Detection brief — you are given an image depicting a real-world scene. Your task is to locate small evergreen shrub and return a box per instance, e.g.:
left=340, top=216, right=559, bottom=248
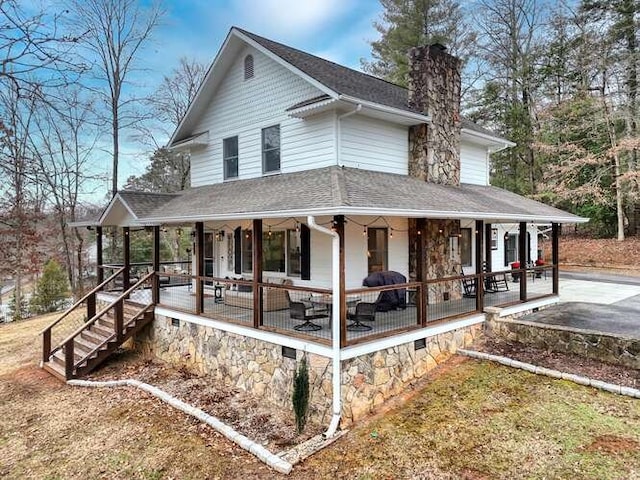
left=292, top=355, right=310, bottom=434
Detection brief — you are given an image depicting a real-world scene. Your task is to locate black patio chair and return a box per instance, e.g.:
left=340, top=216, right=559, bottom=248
left=346, top=302, right=376, bottom=331
left=290, top=301, right=328, bottom=332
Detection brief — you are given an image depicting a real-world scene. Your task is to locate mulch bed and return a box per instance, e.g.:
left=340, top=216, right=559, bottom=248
left=473, top=337, right=640, bottom=390
left=87, top=350, right=323, bottom=452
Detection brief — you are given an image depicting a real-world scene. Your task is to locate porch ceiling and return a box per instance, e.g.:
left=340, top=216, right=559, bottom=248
left=126, top=166, right=587, bottom=225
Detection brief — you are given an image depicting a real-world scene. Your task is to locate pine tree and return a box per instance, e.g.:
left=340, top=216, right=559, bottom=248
left=31, top=258, right=70, bottom=314
left=8, top=290, right=30, bottom=322
left=362, top=0, right=476, bottom=88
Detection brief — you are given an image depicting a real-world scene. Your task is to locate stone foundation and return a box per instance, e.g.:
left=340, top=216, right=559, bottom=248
left=135, top=314, right=334, bottom=424
left=340, top=323, right=482, bottom=423
left=487, top=317, right=640, bottom=370
left=135, top=314, right=482, bottom=427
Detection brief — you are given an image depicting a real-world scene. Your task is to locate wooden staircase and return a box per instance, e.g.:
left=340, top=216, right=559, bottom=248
left=42, top=271, right=156, bottom=381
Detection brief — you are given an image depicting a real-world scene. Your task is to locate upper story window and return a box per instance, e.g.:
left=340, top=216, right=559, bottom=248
left=244, top=54, right=254, bottom=80
left=262, top=125, right=280, bottom=173
left=223, top=136, right=238, bottom=180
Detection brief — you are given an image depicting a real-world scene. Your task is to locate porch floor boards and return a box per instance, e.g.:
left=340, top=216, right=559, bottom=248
left=104, top=276, right=553, bottom=344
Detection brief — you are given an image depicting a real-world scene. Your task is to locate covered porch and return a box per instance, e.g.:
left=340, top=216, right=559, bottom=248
left=93, top=215, right=559, bottom=349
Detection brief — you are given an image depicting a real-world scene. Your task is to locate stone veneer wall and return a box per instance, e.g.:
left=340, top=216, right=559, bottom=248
left=340, top=323, right=482, bottom=423
left=407, top=44, right=461, bottom=186
left=134, top=314, right=483, bottom=426
left=134, top=314, right=334, bottom=424
left=486, top=317, right=640, bottom=370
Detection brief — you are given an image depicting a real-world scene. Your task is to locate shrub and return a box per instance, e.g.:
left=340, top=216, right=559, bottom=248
left=292, top=355, right=310, bottom=434
left=31, top=258, right=70, bottom=314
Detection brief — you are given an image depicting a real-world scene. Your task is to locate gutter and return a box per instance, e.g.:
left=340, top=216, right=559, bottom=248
left=336, top=104, right=362, bottom=166
left=306, top=215, right=341, bottom=438
left=338, top=94, right=431, bottom=124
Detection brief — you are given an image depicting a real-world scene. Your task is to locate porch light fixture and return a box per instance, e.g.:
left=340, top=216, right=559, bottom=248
left=389, top=229, right=393, bottom=239
left=176, top=227, right=183, bottom=236
left=295, top=221, right=300, bottom=234
left=362, top=226, right=367, bottom=236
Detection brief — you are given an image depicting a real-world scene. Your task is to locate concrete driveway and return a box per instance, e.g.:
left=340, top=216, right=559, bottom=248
left=523, top=271, right=640, bottom=338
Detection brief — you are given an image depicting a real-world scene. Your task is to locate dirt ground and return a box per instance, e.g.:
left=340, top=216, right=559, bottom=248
left=89, top=350, right=324, bottom=452
left=2, top=313, right=640, bottom=479
left=474, top=337, right=640, bottom=389
left=550, top=236, right=640, bottom=276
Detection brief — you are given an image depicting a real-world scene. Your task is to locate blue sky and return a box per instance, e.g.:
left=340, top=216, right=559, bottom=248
left=112, top=0, right=384, bottom=187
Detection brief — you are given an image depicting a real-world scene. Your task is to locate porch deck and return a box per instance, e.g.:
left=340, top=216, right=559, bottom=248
left=110, top=274, right=554, bottom=345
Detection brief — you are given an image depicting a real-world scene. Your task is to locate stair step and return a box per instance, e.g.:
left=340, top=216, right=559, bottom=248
left=52, top=348, right=83, bottom=365
left=80, top=328, right=110, bottom=345
left=74, top=335, right=102, bottom=354
left=43, top=361, right=67, bottom=381
left=96, top=316, right=115, bottom=329
left=91, top=322, right=113, bottom=337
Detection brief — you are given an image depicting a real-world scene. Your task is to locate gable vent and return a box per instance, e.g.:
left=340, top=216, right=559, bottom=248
left=244, top=54, right=254, bottom=80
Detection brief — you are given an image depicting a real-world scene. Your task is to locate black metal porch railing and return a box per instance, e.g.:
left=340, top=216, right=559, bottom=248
left=94, top=264, right=558, bottom=347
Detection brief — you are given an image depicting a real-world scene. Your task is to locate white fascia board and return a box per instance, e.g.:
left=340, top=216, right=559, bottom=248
left=168, top=131, right=209, bottom=152
left=154, top=306, right=333, bottom=357
left=462, top=128, right=516, bottom=151
left=144, top=206, right=588, bottom=225
left=98, top=193, right=140, bottom=226
left=338, top=94, right=430, bottom=125
left=168, top=30, right=235, bottom=146
left=233, top=29, right=339, bottom=100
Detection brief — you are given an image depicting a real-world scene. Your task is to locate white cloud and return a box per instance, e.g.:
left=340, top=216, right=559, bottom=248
left=231, top=0, right=356, bottom=40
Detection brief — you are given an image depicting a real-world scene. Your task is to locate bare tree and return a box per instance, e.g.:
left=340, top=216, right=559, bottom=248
left=29, top=87, right=104, bottom=293
left=0, top=0, right=81, bottom=96
left=66, top=0, right=163, bottom=196
left=0, top=84, right=44, bottom=314
left=131, top=57, right=207, bottom=191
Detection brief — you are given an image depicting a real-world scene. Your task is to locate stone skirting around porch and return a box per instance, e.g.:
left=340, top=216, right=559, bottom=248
left=134, top=311, right=483, bottom=426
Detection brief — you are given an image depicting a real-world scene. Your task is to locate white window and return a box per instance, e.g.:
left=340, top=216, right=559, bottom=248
left=262, top=125, right=280, bottom=173
left=223, top=136, right=238, bottom=180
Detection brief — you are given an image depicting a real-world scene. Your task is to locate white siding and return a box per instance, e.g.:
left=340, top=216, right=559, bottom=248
left=344, top=216, right=409, bottom=288
left=189, top=47, right=336, bottom=186
left=489, top=224, right=540, bottom=272
left=460, top=142, right=489, bottom=185
left=203, top=216, right=408, bottom=289
left=340, top=116, right=408, bottom=174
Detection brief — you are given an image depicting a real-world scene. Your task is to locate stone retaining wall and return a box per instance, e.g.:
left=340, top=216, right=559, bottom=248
left=486, top=318, right=640, bottom=369
left=135, top=314, right=482, bottom=426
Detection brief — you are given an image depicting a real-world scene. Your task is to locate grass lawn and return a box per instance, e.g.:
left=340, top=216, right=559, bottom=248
left=1, top=315, right=639, bottom=479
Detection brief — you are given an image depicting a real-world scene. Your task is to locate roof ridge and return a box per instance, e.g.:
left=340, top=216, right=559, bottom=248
left=330, top=166, right=349, bottom=208
left=120, top=190, right=182, bottom=196
left=233, top=26, right=409, bottom=94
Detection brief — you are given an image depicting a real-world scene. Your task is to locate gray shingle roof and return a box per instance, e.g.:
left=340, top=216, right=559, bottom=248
left=238, top=28, right=505, bottom=140
left=238, top=28, right=411, bottom=113
left=117, top=191, right=180, bottom=219
left=139, top=167, right=584, bottom=223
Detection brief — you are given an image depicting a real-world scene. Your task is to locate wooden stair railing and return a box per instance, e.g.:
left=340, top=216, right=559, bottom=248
left=42, top=266, right=126, bottom=363
left=41, top=271, right=155, bottom=381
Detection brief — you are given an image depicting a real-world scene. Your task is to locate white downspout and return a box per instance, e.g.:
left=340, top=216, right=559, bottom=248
left=307, top=215, right=341, bottom=437
left=336, top=104, right=362, bottom=166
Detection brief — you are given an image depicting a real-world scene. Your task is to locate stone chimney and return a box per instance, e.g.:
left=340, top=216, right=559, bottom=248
left=407, top=44, right=461, bottom=186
